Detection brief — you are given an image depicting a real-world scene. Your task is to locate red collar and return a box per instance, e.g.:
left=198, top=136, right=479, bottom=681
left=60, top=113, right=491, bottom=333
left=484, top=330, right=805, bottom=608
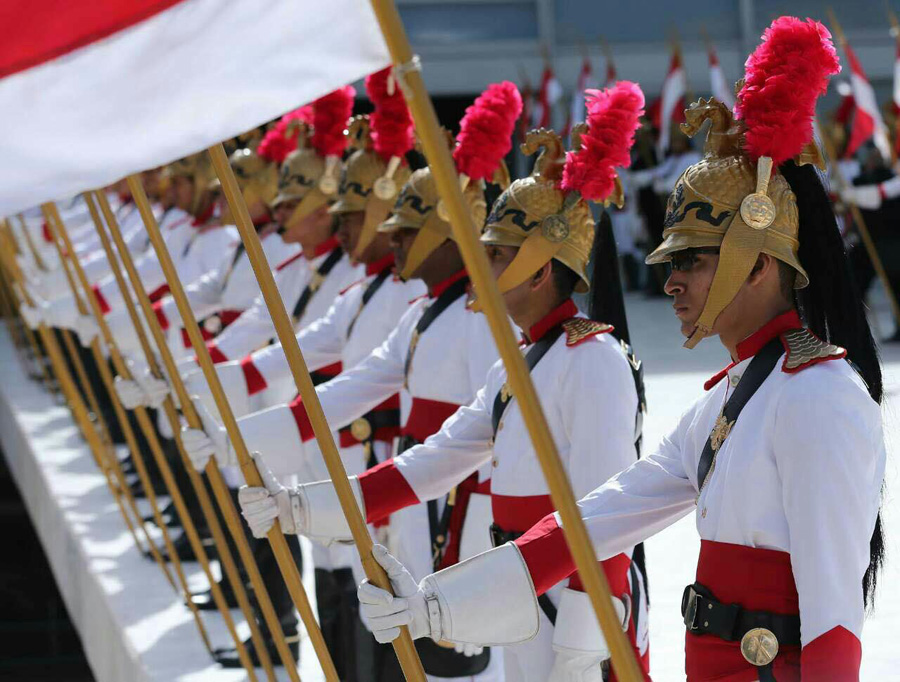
left=191, top=202, right=215, bottom=227
left=429, top=269, right=468, bottom=298
left=704, top=310, right=802, bottom=390
left=252, top=213, right=272, bottom=228
left=527, top=299, right=578, bottom=343
left=308, top=236, right=340, bottom=260
left=366, top=253, right=395, bottom=276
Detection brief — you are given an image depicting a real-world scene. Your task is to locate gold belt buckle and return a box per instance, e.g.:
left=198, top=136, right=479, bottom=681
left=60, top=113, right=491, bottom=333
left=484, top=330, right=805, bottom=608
left=350, top=417, right=372, bottom=442
left=740, top=627, right=779, bottom=666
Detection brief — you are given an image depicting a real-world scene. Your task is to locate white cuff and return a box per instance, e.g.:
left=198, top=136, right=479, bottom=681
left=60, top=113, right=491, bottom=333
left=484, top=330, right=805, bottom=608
left=294, top=477, right=364, bottom=543
left=422, top=542, right=540, bottom=646
left=551, top=588, right=627, bottom=657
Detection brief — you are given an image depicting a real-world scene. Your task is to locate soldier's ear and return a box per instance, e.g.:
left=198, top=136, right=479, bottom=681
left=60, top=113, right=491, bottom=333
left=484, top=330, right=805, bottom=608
left=531, top=260, right=553, bottom=291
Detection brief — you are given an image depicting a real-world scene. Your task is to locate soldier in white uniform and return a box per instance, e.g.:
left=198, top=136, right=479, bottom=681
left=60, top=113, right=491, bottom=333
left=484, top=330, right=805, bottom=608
left=238, top=82, right=653, bottom=681
left=182, top=82, right=526, bottom=681
left=351, top=20, right=885, bottom=682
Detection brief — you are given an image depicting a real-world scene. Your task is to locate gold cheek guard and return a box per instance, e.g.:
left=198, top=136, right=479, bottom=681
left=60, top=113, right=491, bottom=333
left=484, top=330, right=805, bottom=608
left=353, top=157, right=408, bottom=260
left=283, top=156, right=341, bottom=231
left=645, top=98, right=822, bottom=349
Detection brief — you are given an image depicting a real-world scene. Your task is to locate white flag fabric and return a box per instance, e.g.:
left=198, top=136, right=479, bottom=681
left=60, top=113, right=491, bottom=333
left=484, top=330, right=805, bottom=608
left=844, top=42, right=892, bottom=162
left=0, top=0, right=390, bottom=216
left=658, top=51, right=686, bottom=155
left=708, top=47, right=735, bottom=109
left=569, top=58, right=598, bottom=129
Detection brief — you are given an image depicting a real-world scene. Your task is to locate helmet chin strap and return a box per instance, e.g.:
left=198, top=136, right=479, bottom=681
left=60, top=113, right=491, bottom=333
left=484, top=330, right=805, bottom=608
left=469, top=232, right=563, bottom=313
left=353, top=195, right=394, bottom=260
left=284, top=187, right=328, bottom=232
left=683, top=213, right=768, bottom=349
left=399, top=213, right=451, bottom=281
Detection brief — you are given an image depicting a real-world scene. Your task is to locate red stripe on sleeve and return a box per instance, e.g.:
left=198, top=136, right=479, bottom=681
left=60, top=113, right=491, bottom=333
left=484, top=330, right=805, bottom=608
left=91, top=284, right=111, bottom=314
left=358, top=459, right=420, bottom=524
left=207, top=343, right=228, bottom=364
left=287, top=395, right=315, bottom=442
left=152, top=300, right=169, bottom=330
left=514, top=514, right=576, bottom=596
left=801, top=626, right=861, bottom=681
left=241, top=356, right=268, bottom=395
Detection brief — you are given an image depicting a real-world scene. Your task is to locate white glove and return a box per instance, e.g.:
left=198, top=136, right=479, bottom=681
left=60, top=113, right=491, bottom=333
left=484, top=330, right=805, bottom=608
left=548, top=652, right=605, bottom=682
left=18, top=301, right=43, bottom=330
left=357, top=544, right=430, bottom=644
left=179, top=400, right=234, bottom=472
left=42, top=294, right=79, bottom=330
left=73, top=314, right=100, bottom=348
left=113, top=376, right=146, bottom=409
left=840, top=184, right=881, bottom=210
left=453, top=642, right=484, bottom=657
left=237, top=453, right=299, bottom=538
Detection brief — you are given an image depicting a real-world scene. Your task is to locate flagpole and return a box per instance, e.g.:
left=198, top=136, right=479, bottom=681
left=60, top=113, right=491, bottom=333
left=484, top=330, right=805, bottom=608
left=16, top=214, right=48, bottom=272
left=1, top=221, right=56, bottom=391
left=827, top=10, right=900, bottom=329
left=200, top=146, right=379, bottom=680
left=0, top=225, right=162, bottom=567
left=367, top=1, right=645, bottom=679
left=0, top=224, right=46, bottom=382
left=83, top=193, right=279, bottom=680
left=41, top=203, right=219, bottom=655
left=886, top=3, right=900, bottom=165
left=120, top=180, right=323, bottom=682
left=54, top=198, right=268, bottom=677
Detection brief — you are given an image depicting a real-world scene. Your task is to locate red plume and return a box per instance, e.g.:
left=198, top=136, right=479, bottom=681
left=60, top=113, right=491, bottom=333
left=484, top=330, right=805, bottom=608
left=311, top=86, right=356, bottom=158
left=735, top=17, right=840, bottom=165
left=453, top=81, right=523, bottom=181
left=366, top=67, right=415, bottom=162
left=257, top=106, right=314, bottom=164
left=560, top=81, right=644, bottom=202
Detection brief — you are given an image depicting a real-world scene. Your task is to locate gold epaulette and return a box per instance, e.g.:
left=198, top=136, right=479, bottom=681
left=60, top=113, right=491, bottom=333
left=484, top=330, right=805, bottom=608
left=562, top=318, right=614, bottom=347
left=780, top=328, right=846, bottom=373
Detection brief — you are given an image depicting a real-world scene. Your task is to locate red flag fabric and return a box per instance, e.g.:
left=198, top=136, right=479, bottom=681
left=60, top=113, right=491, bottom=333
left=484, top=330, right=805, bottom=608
left=844, top=42, right=891, bottom=160
left=658, top=49, right=687, bottom=154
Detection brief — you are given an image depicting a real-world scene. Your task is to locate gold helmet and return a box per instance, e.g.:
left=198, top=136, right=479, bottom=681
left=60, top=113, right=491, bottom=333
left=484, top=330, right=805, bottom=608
left=482, top=82, right=644, bottom=297
left=379, top=81, right=523, bottom=281
left=271, top=87, right=356, bottom=230
left=162, top=153, right=216, bottom=216
left=215, top=147, right=279, bottom=225
left=331, top=68, right=417, bottom=258
left=645, top=17, right=839, bottom=348
left=378, top=166, right=490, bottom=280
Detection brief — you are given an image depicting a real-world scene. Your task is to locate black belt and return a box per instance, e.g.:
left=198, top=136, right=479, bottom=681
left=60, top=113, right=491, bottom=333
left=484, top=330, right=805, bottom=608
left=339, top=408, right=400, bottom=469
left=682, top=582, right=800, bottom=681
left=490, top=523, right=558, bottom=625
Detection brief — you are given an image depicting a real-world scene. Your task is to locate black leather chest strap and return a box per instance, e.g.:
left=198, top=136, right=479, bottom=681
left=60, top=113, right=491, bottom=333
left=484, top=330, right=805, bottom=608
left=291, top=247, right=344, bottom=321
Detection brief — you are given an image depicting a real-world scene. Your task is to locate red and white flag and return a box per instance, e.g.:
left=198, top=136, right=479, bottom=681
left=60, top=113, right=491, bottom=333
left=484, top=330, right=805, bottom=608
left=893, top=41, right=900, bottom=156
left=518, top=77, right=534, bottom=143
left=843, top=41, right=892, bottom=161
left=707, top=42, right=734, bottom=108
left=568, top=57, right=599, bottom=132
left=0, top=0, right=390, bottom=216
left=604, top=52, right=617, bottom=88
left=658, top=49, right=687, bottom=154
left=532, top=65, right=563, bottom=129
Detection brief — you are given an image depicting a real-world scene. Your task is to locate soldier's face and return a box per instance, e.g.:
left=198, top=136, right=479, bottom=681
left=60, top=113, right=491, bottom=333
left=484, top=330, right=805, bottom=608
left=173, top=177, right=194, bottom=212
left=335, top=211, right=365, bottom=254
left=389, top=228, right=418, bottom=273
left=664, top=248, right=720, bottom=338
left=273, top=200, right=300, bottom=227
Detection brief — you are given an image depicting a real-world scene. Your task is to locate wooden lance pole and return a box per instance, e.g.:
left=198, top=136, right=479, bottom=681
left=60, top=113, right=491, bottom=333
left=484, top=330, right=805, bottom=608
left=2, top=220, right=56, bottom=391
left=368, top=1, right=645, bottom=679
left=205, top=143, right=427, bottom=681
left=0, top=226, right=160, bottom=564
left=16, top=214, right=48, bottom=271
left=119, top=180, right=312, bottom=682
left=826, top=9, right=900, bottom=330
left=53, top=198, right=265, bottom=668
left=41, top=205, right=207, bottom=625
left=85, top=191, right=278, bottom=680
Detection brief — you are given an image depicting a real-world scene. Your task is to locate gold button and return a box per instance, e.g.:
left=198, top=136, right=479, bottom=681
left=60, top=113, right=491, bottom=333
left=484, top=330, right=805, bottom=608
left=701, top=507, right=707, bottom=518
left=492, top=459, right=498, bottom=468
left=730, top=374, right=741, bottom=387
left=497, top=421, right=504, bottom=432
